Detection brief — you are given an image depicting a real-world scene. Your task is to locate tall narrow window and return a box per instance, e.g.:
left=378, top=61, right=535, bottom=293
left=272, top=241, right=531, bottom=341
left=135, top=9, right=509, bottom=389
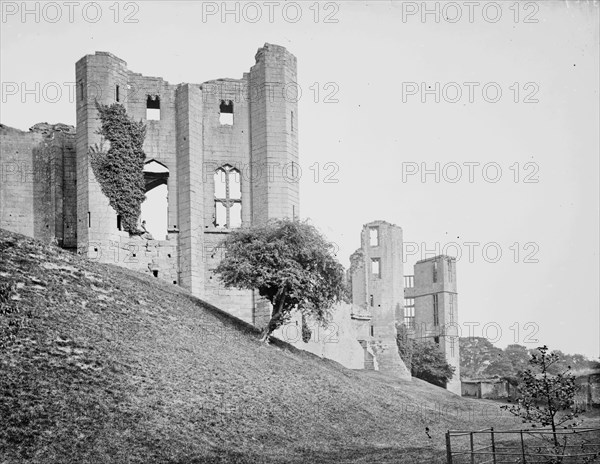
left=369, top=294, right=374, bottom=307
left=404, top=298, right=415, bottom=329
left=146, top=95, right=160, bottom=120
left=141, top=160, right=169, bottom=240
left=115, top=85, right=120, bottom=102
left=371, top=258, right=381, bottom=277
left=219, top=100, right=233, bottom=125
left=291, top=110, right=294, bottom=132
left=448, top=259, right=453, bottom=282
left=370, top=326, right=374, bottom=337
left=433, top=260, right=438, bottom=283
left=214, top=164, right=242, bottom=228
left=433, top=294, right=439, bottom=326
left=449, top=294, right=454, bottom=323
left=79, top=82, right=84, bottom=101
left=369, top=227, right=379, bottom=246
left=117, top=215, right=122, bottom=231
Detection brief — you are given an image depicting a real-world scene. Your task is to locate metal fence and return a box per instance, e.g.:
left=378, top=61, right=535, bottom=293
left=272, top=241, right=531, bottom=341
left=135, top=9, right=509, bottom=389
left=445, top=427, right=600, bottom=464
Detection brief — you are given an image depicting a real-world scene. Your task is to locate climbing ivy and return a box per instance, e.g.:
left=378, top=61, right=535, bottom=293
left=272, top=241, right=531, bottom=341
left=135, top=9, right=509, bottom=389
left=89, top=102, right=146, bottom=234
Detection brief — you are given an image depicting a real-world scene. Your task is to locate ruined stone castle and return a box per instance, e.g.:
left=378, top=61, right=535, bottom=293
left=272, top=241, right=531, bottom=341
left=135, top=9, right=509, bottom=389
left=0, top=43, right=459, bottom=393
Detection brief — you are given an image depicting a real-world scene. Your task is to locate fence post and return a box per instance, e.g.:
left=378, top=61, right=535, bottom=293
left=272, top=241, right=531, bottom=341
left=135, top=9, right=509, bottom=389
left=520, top=430, right=526, bottom=463
left=470, top=432, right=475, bottom=464
left=491, top=427, right=497, bottom=464
left=445, top=431, right=453, bottom=464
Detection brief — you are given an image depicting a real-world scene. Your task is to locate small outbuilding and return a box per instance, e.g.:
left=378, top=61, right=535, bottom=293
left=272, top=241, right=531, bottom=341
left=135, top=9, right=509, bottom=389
left=461, top=378, right=510, bottom=399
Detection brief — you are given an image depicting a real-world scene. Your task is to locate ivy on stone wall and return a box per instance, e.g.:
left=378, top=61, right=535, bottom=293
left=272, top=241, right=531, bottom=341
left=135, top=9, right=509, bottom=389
left=89, top=102, right=146, bottom=235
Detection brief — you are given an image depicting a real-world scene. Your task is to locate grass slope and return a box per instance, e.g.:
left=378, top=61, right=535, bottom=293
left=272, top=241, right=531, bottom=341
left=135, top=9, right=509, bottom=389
left=0, top=229, right=520, bottom=464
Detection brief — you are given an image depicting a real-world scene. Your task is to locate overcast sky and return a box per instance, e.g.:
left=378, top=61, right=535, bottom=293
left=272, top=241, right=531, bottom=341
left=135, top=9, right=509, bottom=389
left=1, top=1, right=598, bottom=359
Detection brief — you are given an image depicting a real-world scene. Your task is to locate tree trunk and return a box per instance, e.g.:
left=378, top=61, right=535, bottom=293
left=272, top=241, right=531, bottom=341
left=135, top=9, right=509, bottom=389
left=260, top=288, right=286, bottom=343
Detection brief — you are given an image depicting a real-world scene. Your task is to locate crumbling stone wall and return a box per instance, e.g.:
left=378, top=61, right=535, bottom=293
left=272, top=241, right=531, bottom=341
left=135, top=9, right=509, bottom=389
left=0, top=125, right=41, bottom=236
left=0, top=123, right=76, bottom=249
left=75, top=44, right=299, bottom=323
left=350, top=221, right=411, bottom=379
left=1, top=44, right=301, bottom=333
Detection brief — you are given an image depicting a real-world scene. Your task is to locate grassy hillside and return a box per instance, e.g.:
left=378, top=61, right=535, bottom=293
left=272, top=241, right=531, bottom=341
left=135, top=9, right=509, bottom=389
left=0, top=229, right=520, bottom=464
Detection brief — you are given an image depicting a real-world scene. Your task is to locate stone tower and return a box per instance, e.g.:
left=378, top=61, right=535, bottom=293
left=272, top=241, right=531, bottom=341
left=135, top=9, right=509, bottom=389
left=74, top=44, right=299, bottom=324
left=405, top=256, right=461, bottom=394
left=350, top=221, right=411, bottom=379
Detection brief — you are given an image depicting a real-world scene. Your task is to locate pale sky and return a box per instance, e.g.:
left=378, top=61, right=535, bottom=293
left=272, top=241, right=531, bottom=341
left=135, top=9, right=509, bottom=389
left=1, top=1, right=598, bottom=359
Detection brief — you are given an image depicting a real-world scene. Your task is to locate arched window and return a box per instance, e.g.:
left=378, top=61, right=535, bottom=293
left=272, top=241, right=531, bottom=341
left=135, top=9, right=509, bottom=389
left=141, top=160, right=169, bottom=239
left=214, top=164, right=241, bottom=229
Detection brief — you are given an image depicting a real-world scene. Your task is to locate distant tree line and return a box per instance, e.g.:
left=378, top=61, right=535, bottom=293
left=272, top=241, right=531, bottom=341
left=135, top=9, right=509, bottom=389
left=460, top=337, right=599, bottom=382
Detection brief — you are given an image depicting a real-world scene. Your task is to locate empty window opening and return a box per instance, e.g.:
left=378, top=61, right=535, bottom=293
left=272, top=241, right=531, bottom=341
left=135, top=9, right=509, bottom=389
left=115, top=85, right=120, bottom=102
left=152, top=270, right=158, bottom=277
left=219, top=100, right=234, bottom=125
left=371, top=258, right=381, bottom=277
left=434, top=336, right=440, bottom=345
left=369, top=294, right=374, bottom=307
left=369, top=227, right=379, bottom=246
left=213, top=164, right=242, bottom=229
left=404, top=298, right=415, bottom=329
left=229, top=202, right=242, bottom=228
left=433, top=260, right=438, bottom=283
left=229, top=168, right=241, bottom=199
left=88, top=212, right=91, bottom=228
left=173, top=281, right=177, bottom=284
left=433, top=294, right=439, bottom=326
left=370, top=326, right=374, bottom=337
left=80, top=82, right=84, bottom=101
left=146, top=95, right=161, bottom=120
left=215, top=202, right=227, bottom=228
left=141, top=160, right=169, bottom=240
left=117, top=215, right=122, bottom=231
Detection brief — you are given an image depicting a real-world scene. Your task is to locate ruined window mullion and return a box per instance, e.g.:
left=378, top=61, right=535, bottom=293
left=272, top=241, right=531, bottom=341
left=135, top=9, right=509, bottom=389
left=225, top=170, right=230, bottom=228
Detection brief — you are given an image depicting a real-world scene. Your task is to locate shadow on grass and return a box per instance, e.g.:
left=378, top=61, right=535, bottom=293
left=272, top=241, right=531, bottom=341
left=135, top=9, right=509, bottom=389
left=164, top=446, right=447, bottom=464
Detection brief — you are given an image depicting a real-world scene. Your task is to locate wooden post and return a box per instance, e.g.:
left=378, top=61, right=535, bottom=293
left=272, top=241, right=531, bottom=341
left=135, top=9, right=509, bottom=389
left=520, top=430, right=527, bottom=463
left=491, top=427, right=497, bottom=464
left=470, top=432, right=475, bottom=464
left=445, top=431, right=453, bottom=464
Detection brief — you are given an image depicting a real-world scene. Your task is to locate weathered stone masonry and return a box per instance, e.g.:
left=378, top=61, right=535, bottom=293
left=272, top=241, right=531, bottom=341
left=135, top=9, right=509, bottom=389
left=0, top=123, right=77, bottom=250
left=349, top=220, right=461, bottom=392
left=1, top=43, right=299, bottom=324
left=75, top=44, right=299, bottom=324
left=1, top=45, right=459, bottom=388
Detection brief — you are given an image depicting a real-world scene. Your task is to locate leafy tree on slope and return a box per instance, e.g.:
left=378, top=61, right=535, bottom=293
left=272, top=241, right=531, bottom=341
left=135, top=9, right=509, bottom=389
left=214, top=219, right=346, bottom=343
